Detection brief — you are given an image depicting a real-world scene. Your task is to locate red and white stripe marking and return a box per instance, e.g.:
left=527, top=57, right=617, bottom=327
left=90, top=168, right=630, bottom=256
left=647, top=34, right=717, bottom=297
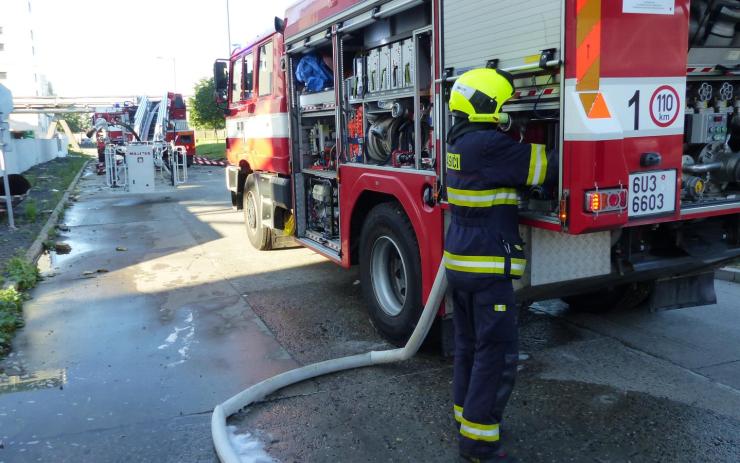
left=513, top=87, right=557, bottom=99
left=687, top=67, right=716, bottom=74
left=193, top=156, right=227, bottom=167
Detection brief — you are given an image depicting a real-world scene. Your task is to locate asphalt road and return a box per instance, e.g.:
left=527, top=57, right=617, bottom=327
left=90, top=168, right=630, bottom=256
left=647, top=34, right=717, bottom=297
left=0, top=166, right=739, bottom=462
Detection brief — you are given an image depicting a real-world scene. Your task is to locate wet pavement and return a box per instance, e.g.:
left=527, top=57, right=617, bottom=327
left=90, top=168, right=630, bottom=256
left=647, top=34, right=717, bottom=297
left=1, top=166, right=739, bottom=462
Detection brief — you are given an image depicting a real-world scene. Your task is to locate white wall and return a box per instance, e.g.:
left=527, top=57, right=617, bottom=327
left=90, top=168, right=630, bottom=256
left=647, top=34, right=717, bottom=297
left=3, top=136, right=68, bottom=175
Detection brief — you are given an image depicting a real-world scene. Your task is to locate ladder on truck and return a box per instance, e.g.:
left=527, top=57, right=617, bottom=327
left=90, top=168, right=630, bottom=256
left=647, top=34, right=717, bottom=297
left=153, top=92, right=169, bottom=142
left=132, top=96, right=150, bottom=140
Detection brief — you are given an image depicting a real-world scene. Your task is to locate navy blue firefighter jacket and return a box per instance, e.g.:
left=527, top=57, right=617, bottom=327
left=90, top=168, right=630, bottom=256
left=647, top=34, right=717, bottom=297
left=444, top=122, right=558, bottom=291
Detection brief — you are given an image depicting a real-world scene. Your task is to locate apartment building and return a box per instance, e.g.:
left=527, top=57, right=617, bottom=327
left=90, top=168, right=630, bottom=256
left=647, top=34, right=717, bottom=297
left=0, top=0, right=52, bottom=136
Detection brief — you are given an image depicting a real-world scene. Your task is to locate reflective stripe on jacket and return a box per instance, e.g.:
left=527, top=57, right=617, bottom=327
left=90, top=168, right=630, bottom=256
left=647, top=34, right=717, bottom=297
left=444, top=128, right=548, bottom=284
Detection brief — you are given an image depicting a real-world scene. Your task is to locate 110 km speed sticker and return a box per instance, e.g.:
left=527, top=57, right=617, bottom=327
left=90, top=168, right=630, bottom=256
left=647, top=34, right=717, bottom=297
left=564, top=78, right=686, bottom=140
left=649, top=85, right=680, bottom=127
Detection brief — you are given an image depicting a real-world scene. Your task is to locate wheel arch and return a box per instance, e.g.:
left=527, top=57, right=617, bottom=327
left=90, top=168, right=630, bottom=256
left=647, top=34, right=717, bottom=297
left=233, top=159, right=252, bottom=210
left=349, top=191, right=398, bottom=265
left=245, top=170, right=292, bottom=231
left=341, top=170, right=444, bottom=307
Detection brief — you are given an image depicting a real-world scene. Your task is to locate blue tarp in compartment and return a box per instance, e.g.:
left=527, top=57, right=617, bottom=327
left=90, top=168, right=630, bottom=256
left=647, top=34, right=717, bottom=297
left=295, top=54, right=334, bottom=92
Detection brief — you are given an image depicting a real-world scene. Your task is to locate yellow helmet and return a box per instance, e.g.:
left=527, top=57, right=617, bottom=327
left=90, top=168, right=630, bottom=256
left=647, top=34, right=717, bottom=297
left=449, top=68, right=515, bottom=123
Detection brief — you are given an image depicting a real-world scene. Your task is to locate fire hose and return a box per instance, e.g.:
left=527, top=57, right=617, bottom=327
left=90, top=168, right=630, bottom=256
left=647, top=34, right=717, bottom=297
left=211, top=261, right=448, bottom=463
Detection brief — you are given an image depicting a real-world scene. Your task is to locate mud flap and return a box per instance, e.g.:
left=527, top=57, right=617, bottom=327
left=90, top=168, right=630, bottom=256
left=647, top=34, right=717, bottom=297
left=646, top=272, right=716, bottom=312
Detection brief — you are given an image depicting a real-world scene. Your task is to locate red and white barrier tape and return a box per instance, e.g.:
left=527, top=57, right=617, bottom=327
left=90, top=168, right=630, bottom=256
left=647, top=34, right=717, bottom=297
left=193, top=156, right=227, bottom=167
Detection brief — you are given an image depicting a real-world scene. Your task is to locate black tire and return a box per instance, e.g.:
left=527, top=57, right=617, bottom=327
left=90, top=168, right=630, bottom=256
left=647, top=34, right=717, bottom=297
left=359, top=202, right=422, bottom=345
left=563, top=281, right=654, bottom=313
left=243, top=182, right=272, bottom=251
left=186, top=156, right=193, bottom=167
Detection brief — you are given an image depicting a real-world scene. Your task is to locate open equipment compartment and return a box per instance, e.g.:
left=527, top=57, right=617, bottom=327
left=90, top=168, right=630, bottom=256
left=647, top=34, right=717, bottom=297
left=338, top=3, right=435, bottom=170
left=287, top=27, right=343, bottom=255
left=682, top=0, right=740, bottom=212
left=287, top=1, right=436, bottom=258
left=440, top=0, right=563, bottom=226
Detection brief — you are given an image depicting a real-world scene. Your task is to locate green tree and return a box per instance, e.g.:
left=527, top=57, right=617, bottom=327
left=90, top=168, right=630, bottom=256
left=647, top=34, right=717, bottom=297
left=189, top=78, right=225, bottom=130
left=58, top=112, right=89, bottom=133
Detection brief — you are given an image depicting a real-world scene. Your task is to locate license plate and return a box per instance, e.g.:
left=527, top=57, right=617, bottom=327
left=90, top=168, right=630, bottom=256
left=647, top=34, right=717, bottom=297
left=628, top=170, right=676, bottom=217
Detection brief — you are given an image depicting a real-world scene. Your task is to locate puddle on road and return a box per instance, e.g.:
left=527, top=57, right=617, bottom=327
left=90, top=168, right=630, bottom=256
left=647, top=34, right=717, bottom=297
left=0, top=369, right=67, bottom=394
left=157, top=311, right=196, bottom=367
left=37, top=233, right=99, bottom=273
left=111, top=197, right=174, bottom=208
left=519, top=302, right=583, bottom=353
left=508, top=375, right=740, bottom=462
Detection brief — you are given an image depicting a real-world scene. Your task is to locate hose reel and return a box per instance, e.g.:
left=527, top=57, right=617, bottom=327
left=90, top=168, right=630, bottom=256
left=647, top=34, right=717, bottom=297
left=365, top=113, right=430, bottom=163
left=366, top=115, right=404, bottom=162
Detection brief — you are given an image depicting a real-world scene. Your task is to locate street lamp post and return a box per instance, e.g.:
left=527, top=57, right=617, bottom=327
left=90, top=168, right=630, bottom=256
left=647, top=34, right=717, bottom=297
left=226, top=0, right=232, bottom=56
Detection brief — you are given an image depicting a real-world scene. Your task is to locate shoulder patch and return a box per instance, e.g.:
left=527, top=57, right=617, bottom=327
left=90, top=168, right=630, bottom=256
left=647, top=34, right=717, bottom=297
left=447, top=152, right=461, bottom=171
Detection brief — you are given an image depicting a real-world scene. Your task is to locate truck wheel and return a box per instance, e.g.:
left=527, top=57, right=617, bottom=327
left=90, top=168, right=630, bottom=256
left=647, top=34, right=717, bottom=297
left=563, top=281, right=654, bottom=313
left=243, top=183, right=272, bottom=250
left=360, top=203, right=422, bottom=345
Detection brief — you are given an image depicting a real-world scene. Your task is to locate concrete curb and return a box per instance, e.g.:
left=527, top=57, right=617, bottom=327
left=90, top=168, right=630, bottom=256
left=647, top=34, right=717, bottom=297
left=716, top=267, right=740, bottom=283
left=23, top=158, right=90, bottom=265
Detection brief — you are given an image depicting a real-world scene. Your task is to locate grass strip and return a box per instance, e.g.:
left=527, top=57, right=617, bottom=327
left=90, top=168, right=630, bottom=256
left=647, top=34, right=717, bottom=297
left=196, top=141, right=226, bottom=160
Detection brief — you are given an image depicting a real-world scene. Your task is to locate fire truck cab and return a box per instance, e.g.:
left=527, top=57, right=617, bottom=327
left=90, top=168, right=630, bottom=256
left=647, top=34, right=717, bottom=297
left=217, top=0, right=740, bottom=345
left=163, top=93, right=197, bottom=160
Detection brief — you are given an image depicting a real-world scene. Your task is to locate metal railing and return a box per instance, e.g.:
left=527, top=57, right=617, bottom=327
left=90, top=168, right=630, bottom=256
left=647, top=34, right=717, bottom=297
left=104, top=144, right=128, bottom=189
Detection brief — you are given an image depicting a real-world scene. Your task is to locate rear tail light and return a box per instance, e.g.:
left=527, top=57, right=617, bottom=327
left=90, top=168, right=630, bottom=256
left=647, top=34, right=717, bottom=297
left=584, top=187, right=628, bottom=214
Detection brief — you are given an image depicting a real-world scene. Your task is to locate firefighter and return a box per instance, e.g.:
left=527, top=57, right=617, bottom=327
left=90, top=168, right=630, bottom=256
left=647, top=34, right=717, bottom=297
left=445, top=68, right=557, bottom=462
left=96, top=131, right=107, bottom=175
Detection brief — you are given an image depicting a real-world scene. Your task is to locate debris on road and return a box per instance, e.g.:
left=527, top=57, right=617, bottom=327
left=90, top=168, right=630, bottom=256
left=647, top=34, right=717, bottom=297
left=53, top=242, right=72, bottom=254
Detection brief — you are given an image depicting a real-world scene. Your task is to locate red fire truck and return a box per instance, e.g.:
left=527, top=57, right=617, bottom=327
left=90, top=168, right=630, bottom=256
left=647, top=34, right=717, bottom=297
left=131, top=92, right=197, bottom=164
left=215, top=0, right=740, bottom=345
left=162, top=92, right=197, bottom=161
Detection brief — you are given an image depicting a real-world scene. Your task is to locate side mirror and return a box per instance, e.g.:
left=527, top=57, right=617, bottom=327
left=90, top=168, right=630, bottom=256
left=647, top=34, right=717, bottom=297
left=213, top=59, right=229, bottom=105
left=274, top=16, right=286, bottom=34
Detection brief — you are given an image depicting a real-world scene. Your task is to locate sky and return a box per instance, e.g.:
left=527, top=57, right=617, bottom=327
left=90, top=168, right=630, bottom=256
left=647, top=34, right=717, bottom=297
left=32, top=0, right=293, bottom=97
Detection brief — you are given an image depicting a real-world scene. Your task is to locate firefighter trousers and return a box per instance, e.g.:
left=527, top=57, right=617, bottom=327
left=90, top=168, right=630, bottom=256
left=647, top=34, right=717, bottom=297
left=452, top=279, right=518, bottom=458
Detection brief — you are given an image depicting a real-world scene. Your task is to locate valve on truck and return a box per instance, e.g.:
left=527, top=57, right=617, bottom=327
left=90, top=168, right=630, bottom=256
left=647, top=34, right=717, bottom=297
left=681, top=75, right=740, bottom=202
